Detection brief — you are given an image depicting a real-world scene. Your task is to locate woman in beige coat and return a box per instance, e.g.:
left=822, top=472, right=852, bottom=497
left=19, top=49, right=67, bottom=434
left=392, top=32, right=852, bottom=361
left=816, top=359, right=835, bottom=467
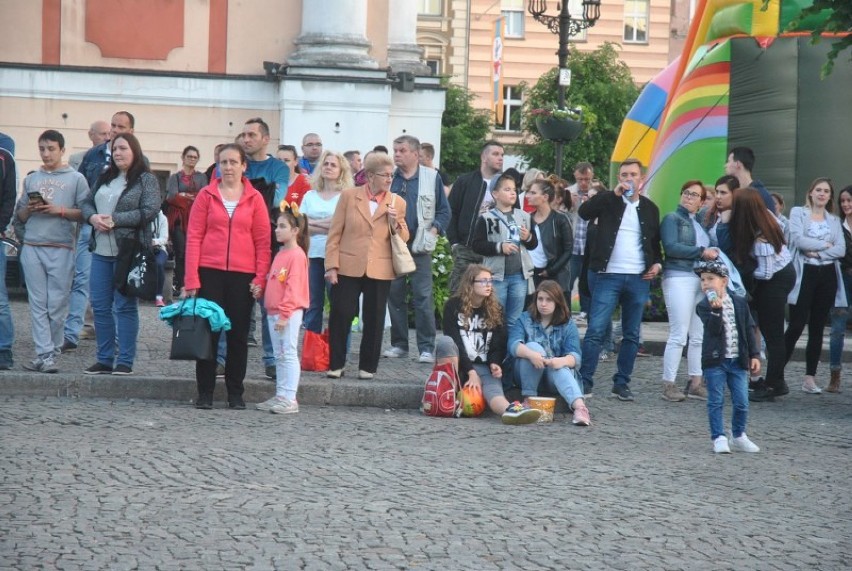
left=325, top=153, right=408, bottom=379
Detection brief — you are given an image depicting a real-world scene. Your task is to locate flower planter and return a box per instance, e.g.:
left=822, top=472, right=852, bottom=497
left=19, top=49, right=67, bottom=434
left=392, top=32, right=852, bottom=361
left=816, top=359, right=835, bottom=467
left=535, top=116, right=584, bottom=143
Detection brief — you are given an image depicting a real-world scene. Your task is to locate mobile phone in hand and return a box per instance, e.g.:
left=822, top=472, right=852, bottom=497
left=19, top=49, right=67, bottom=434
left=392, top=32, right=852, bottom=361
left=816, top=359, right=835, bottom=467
left=27, top=192, right=47, bottom=206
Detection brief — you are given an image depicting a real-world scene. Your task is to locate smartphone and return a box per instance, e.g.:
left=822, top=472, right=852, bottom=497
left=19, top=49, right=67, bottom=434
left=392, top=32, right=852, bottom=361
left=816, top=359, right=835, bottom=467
left=27, top=192, right=47, bottom=206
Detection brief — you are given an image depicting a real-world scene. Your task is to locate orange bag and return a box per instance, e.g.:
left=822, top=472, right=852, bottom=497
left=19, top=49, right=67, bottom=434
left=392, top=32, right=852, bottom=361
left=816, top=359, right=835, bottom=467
left=300, top=329, right=330, bottom=371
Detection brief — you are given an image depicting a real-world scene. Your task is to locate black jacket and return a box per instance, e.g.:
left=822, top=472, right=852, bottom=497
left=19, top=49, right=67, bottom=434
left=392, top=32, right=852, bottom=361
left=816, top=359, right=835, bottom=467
left=535, top=210, right=573, bottom=276
left=696, top=293, right=759, bottom=371
left=578, top=190, right=662, bottom=273
left=447, top=169, right=487, bottom=247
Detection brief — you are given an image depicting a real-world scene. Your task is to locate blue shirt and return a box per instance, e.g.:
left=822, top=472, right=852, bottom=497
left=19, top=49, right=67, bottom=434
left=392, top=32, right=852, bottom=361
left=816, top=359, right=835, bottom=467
left=246, top=155, right=289, bottom=205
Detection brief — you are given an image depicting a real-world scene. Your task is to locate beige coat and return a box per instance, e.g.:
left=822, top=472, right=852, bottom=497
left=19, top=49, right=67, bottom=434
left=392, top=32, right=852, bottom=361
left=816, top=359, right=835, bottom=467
left=325, top=186, right=409, bottom=280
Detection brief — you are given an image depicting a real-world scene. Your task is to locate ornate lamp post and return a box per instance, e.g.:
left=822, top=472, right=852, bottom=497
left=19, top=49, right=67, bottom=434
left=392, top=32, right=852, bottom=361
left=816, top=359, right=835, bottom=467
left=528, top=0, right=602, bottom=177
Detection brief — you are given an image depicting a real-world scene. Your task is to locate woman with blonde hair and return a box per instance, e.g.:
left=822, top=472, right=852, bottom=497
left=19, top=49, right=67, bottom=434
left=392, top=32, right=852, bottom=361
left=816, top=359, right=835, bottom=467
left=299, top=150, right=354, bottom=333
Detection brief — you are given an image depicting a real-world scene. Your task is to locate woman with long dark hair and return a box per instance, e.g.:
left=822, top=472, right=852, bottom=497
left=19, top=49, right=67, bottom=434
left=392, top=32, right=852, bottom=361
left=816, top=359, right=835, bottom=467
left=784, top=178, right=847, bottom=393
left=80, top=133, right=161, bottom=375
left=718, top=188, right=795, bottom=401
left=525, top=178, right=573, bottom=290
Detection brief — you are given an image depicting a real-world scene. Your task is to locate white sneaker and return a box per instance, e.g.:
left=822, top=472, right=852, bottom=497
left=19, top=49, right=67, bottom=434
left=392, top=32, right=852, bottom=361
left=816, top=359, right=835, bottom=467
left=270, top=398, right=299, bottom=415
left=730, top=434, right=760, bottom=453
left=382, top=346, right=408, bottom=358
left=713, top=435, right=731, bottom=454
left=255, top=396, right=287, bottom=411
left=418, top=351, right=435, bottom=364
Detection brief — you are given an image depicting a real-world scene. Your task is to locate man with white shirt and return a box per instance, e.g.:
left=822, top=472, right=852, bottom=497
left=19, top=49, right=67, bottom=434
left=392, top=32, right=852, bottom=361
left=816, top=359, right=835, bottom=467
left=577, top=158, right=662, bottom=401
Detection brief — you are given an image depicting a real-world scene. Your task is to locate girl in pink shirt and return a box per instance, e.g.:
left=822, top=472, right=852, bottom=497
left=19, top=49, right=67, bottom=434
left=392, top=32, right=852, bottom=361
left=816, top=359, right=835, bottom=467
left=257, top=204, right=310, bottom=414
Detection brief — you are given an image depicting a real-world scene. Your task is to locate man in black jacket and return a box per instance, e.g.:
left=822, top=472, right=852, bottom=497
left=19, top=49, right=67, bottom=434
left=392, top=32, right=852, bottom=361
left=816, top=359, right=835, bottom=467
left=446, top=141, right=504, bottom=292
left=577, top=158, right=662, bottom=401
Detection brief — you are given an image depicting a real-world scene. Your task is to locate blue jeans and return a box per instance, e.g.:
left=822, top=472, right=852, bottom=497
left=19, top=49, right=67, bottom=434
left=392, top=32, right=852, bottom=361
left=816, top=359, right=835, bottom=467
left=493, top=272, right=529, bottom=331
left=64, top=225, right=92, bottom=344
left=90, top=253, right=139, bottom=368
left=305, top=257, right=331, bottom=333
left=154, top=248, right=168, bottom=297
left=829, top=272, right=852, bottom=370
left=567, top=255, right=590, bottom=313
left=705, top=358, right=749, bottom=440
left=513, top=342, right=583, bottom=407
left=586, top=269, right=614, bottom=352
left=580, top=272, right=649, bottom=389
left=0, top=246, right=14, bottom=356
left=388, top=252, right=436, bottom=354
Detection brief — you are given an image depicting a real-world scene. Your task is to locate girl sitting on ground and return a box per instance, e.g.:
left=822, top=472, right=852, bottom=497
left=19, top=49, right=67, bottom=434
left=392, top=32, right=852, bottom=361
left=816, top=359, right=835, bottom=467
left=508, top=280, right=590, bottom=426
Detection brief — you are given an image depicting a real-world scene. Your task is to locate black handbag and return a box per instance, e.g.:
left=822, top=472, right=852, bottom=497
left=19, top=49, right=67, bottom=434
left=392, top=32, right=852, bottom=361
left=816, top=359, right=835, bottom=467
left=169, top=299, right=215, bottom=361
left=114, top=229, right=158, bottom=301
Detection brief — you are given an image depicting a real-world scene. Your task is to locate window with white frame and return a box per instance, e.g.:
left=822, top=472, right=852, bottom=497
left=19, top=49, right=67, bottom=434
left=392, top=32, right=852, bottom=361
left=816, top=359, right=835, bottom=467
left=502, top=0, right=524, bottom=39
left=495, top=85, right=524, bottom=132
left=624, top=0, right=649, bottom=43
left=418, top=0, right=442, bottom=16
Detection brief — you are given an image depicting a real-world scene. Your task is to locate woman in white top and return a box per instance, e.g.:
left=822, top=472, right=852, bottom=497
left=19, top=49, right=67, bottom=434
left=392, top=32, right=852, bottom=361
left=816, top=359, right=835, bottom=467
left=299, top=150, right=353, bottom=333
left=784, top=178, right=847, bottom=393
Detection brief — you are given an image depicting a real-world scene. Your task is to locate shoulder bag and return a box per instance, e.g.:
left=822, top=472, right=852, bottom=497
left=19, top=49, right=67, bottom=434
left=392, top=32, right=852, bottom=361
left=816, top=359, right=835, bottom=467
left=388, top=194, right=416, bottom=276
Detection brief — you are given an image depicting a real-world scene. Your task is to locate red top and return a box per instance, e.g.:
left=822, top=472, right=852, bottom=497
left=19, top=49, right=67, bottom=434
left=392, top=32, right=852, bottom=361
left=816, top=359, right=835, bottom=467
left=183, top=177, right=271, bottom=290
left=264, top=246, right=310, bottom=319
left=284, top=174, right=311, bottom=206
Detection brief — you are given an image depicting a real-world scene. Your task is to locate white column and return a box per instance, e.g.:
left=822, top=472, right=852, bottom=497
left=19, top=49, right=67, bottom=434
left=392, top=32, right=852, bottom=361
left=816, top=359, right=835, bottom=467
left=387, top=1, right=431, bottom=75
left=287, top=0, right=377, bottom=69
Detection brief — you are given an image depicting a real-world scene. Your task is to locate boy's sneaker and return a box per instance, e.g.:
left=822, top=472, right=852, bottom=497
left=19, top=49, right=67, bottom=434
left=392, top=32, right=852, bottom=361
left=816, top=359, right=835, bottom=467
left=730, top=434, right=760, bottom=453
left=572, top=405, right=591, bottom=426
left=255, top=396, right=288, bottom=412
left=112, top=365, right=133, bottom=376
left=84, top=362, right=113, bottom=375
left=501, top=401, right=542, bottom=425
left=24, top=357, right=58, bottom=374
left=610, top=384, right=634, bottom=401
left=382, top=346, right=408, bottom=358
left=270, top=398, right=299, bottom=415
left=418, top=351, right=435, bottom=364
left=661, top=382, right=686, bottom=402
left=23, top=358, right=44, bottom=372
left=713, top=435, right=731, bottom=454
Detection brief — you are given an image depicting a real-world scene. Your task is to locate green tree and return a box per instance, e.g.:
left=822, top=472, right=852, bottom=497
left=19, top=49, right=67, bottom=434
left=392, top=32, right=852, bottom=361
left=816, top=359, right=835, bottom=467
left=440, top=83, right=492, bottom=180
left=519, top=43, right=640, bottom=187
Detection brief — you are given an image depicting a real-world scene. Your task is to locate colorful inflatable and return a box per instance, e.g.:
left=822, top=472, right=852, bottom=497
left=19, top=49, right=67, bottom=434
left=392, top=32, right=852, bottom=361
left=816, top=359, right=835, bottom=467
left=611, top=0, right=852, bottom=215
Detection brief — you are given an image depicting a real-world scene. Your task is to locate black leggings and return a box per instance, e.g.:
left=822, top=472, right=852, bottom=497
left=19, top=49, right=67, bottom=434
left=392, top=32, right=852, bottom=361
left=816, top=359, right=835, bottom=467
left=785, top=264, right=838, bottom=376
left=751, top=263, right=795, bottom=389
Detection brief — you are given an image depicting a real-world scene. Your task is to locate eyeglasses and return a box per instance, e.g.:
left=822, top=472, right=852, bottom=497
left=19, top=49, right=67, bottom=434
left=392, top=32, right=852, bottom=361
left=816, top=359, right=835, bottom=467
left=371, top=172, right=394, bottom=180
left=474, top=279, right=494, bottom=285
left=681, top=190, right=702, bottom=199
left=303, top=143, right=322, bottom=148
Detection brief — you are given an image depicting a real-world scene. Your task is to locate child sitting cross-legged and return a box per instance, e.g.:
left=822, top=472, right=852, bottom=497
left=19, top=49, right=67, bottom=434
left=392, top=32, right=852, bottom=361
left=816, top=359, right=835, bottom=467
left=694, top=260, right=761, bottom=454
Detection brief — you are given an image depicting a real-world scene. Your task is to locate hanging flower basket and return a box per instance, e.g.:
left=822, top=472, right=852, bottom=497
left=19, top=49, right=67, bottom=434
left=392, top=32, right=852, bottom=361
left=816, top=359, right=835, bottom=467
left=535, top=116, right=584, bottom=143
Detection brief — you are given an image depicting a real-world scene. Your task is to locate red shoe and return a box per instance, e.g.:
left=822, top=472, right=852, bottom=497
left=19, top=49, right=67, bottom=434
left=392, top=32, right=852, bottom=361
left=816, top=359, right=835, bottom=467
left=155, top=297, right=165, bottom=307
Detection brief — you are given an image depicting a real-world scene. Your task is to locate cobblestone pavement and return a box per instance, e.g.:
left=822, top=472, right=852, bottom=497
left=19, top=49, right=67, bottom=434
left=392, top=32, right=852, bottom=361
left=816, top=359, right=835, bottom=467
left=1, top=385, right=849, bottom=570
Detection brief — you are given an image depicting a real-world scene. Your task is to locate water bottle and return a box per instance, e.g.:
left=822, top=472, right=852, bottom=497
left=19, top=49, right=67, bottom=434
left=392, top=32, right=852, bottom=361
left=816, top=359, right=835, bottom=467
left=705, top=290, right=718, bottom=304
left=623, top=180, right=635, bottom=198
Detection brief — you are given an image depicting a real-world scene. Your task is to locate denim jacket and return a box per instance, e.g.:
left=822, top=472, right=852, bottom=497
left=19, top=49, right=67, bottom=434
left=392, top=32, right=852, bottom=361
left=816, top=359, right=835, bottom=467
left=508, top=311, right=582, bottom=369
left=661, top=205, right=708, bottom=273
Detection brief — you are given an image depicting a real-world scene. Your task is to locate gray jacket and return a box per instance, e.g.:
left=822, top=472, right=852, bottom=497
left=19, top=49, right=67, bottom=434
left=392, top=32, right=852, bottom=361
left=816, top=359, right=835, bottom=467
left=17, top=166, right=90, bottom=248
left=80, top=171, right=161, bottom=251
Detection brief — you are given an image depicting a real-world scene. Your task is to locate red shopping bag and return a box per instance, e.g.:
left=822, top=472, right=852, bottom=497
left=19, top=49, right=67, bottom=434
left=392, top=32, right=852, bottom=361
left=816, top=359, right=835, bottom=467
left=300, top=329, right=330, bottom=371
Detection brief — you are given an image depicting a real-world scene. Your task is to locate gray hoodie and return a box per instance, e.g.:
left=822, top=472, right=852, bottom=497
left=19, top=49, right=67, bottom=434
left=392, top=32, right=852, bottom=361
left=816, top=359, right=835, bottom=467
left=16, top=165, right=90, bottom=248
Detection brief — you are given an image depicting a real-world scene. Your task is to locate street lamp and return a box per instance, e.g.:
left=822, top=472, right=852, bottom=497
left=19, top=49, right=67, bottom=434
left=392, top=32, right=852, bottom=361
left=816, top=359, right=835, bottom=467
left=528, top=0, right=602, bottom=177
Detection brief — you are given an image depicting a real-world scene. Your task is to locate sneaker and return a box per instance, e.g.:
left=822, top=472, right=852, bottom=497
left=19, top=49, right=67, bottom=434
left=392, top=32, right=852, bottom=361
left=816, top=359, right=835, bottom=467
left=327, top=368, right=344, bottom=379
left=112, top=365, right=133, bottom=376
left=636, top=345, right=652, bottom=357
left=264, top=365, right=276, bottom=380
left=599, top=351, right=611, bottom=362
left=195, top=394, right=213, bottom=410
left=247, top=336, right=258, bottom=347
left=572, top=405, right=591, bottom=426
left=610, top=384, right=634, bottom=401
left=730, top=434, right=760, bottom=453
left=228, top=397, right=246, bottom=410
left=216, top=363, right=225, bottom=378
left=501, top=401, right=542, bottom=425
left=713, top=435, right=731, bottom=454
left=358, top=370, right=374, bottom=379
left=23, top=358, right=44, bottom=372
left=382, top=346, right=408, bottom=358
left=60, top=340, right=77, bottom=353
left=418, top=351, right=436, bottom=364
left=256, top=396, right=288, bottom=411
left=24, top=357, right=58, bottom=374
left=801, top=382, right=822, bottom=394
left=155, top=296, right=165, bottom=308
left=84, top=362, right=113, bottom=375
left=661, top=382, right=686, bottom=402
left=270, top=398, right=300, bottom=415
left=686, top=381, right=708, bottom=400
left=582, top=380, right=593, bottom=399
left=749, top=386, right=776, bottom=402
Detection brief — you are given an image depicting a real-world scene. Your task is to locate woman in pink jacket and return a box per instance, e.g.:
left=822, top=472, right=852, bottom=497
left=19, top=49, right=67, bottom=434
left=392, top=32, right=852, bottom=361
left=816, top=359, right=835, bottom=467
left=184, top=144, right=271, bottom=410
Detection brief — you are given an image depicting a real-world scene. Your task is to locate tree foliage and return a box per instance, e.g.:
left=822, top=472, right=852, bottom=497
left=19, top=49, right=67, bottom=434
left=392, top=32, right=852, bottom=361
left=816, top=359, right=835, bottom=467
left=519, top=43, right=640, bottom=187
left=440, top=84, right=492, bottom=180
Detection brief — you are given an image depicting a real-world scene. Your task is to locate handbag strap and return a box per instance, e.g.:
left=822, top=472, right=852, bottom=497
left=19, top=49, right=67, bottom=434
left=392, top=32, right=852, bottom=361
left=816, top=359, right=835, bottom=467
left=388, top=194, right=398, bottom=236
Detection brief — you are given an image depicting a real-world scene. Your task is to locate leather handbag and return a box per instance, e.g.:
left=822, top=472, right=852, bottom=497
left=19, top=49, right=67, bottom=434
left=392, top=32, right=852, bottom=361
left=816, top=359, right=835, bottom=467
left=388, top=194, right=416, bottom=276
left=169, top=299, right=215, bottom=361
left=114, top=229, right=158, bottom=301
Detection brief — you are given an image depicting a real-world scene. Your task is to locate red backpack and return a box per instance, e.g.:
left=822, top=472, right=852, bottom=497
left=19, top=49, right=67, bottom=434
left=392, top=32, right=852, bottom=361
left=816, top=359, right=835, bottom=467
left=421, top=361, right=462, bottom=417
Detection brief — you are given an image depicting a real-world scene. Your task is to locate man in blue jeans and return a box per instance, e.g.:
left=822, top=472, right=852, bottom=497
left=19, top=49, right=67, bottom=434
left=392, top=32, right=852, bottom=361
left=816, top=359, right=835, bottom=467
left=577, top=158, right=662, bottom=401
left=0, top=147, right=17, bottom=369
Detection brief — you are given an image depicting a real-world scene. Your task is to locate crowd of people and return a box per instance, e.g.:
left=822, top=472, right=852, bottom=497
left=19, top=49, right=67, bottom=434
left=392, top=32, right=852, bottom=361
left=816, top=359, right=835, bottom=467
left=0, top=117, right=849, bottom=449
